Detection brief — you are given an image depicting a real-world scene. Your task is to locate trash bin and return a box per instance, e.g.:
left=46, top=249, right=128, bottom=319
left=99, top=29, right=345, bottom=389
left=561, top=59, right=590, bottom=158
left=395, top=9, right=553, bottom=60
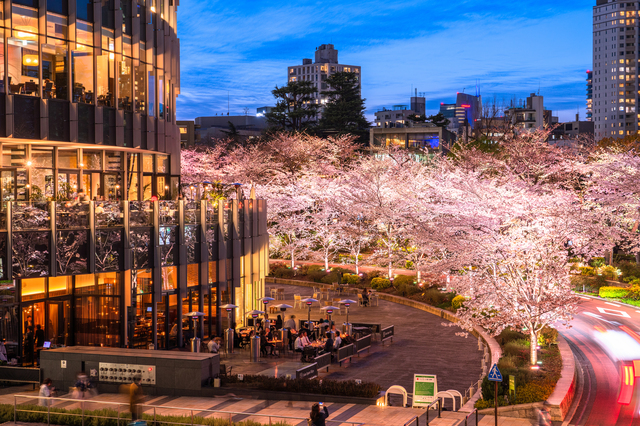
left=190, top=337, right=201, bottom=353
left=250, top=335, right=260, bottom=362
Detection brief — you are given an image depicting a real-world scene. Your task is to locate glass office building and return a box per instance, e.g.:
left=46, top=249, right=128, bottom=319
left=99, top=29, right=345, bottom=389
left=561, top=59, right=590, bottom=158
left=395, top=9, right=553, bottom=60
left=0, top=0, right=271, bottom=363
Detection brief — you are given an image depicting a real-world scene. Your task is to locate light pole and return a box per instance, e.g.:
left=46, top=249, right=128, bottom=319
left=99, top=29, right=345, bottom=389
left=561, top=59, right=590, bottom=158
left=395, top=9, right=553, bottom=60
left=301, top=298, right=318, bottom=332
left=339, top=299, right=357, bottom=335
left=220, top=303, right=238, bottom=354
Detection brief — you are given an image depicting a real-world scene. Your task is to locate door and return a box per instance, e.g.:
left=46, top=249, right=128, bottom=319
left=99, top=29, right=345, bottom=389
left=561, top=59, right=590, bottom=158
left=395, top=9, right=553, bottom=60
left=82, top=172, right=101, bottom=200
left=46, top=300, right=71, bottom=347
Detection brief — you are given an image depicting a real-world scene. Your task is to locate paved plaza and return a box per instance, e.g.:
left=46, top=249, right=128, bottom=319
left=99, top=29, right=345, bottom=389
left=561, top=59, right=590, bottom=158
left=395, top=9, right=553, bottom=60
left=225, top=283, right=484, bottom=397
left=0, top=389, right=536, bottom=426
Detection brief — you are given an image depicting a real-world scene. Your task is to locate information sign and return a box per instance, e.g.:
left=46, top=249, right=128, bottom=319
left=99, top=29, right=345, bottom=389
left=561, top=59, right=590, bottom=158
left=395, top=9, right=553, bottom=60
left=412, top=374, right=438, bottom=407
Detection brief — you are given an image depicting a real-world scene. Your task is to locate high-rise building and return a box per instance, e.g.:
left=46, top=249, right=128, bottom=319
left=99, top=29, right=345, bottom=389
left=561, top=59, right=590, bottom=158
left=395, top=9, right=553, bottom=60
left=592, top=0, right=639, bottom=139
left=287, top=44, right=361, bottom=106
left=586, top=70, right=593, bottom=122
left=0, top=0, right=270, bottom=360
left=439, top=93, right=482, bottom=139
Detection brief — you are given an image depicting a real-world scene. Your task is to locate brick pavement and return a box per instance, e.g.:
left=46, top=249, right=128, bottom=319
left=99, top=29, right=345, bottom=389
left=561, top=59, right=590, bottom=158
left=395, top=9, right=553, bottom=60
left=1, top=390, right=536, bottom=426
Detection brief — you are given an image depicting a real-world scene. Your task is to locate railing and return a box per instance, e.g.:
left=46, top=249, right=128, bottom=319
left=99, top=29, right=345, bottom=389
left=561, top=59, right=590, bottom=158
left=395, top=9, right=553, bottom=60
left=403, top=415, right=419, bottom=426
left=14, top=395, right=366, bottom=426
left=425, top=397, right=442, bottom=426
left=464, top=409, right=478, bottom=426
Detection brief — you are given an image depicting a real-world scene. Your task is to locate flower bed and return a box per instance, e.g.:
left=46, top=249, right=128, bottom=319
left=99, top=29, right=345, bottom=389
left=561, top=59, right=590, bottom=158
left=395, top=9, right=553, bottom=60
left=475, top=328, right=562, bottom=409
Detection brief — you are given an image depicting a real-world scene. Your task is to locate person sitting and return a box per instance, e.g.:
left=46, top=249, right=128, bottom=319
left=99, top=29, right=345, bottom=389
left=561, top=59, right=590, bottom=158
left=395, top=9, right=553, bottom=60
left=334, top=332, right=343, bottom=349
left=362, top=288, right=370, bottom=307
left=342, top=333, right=355, bottom=345
left=260, top=330, right=275, bottom=356
left=324, top=335, right=334, bottom=355
left=294, top=332, right=306, bottom=353
left=207, top=337, right=221, bottom=353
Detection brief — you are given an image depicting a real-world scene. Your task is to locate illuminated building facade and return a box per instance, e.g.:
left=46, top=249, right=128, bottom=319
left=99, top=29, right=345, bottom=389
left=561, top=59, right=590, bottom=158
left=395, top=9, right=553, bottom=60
left=0, top=0, right=270, bottom=364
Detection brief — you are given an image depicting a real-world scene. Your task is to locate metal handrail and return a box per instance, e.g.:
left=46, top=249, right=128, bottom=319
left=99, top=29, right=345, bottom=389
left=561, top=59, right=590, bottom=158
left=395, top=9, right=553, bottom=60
left=464, top=408, right=478, bottom=426
left=425, top=397, right=442, bottom=426
left=14, top=394, right=365, bottom=426
left=403, top=415, right=419, bottom=426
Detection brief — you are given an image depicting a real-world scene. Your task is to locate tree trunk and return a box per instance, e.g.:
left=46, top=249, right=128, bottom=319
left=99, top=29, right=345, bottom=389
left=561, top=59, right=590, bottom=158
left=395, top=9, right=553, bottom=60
left=355, top=256, right=359, bottom=275
left=530, top=331, right=538, bottom=365
left=290, top=250, right=295, bottom=269
left=417, top=270, right=421, bottom=283
left=324, top=256, right=329, bottom=271
left=388, top=261, right=393, bottom=280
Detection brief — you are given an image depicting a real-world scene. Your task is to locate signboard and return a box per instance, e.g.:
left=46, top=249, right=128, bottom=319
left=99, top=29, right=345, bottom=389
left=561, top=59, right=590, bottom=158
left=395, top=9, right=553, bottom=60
left=296, top=363, right=318, bottom=380
left=509, top=375, right=516, bottom=398
left=381, top=325, right=394, bottom=343
left=412, top=374, right=438, bottom=407
left=488, top=364, right=503, bottom=382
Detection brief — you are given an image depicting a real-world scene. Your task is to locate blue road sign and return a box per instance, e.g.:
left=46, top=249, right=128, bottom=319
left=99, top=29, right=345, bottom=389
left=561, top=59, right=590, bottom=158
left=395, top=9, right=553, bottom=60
left=488, top=363, right=503, bottom=382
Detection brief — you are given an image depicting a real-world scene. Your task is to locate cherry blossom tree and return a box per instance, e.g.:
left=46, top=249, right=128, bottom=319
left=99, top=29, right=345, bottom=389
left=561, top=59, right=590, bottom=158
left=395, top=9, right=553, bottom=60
left=417, top=165, right=608, bottom=365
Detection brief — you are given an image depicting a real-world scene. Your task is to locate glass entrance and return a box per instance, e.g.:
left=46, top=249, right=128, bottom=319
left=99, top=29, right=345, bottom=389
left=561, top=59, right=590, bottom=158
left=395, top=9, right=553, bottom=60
left=47, top=300, right=71, bottom=346
left=82, top=172, right=101, bottom=200
left=57, top=170, right=79, bottom=200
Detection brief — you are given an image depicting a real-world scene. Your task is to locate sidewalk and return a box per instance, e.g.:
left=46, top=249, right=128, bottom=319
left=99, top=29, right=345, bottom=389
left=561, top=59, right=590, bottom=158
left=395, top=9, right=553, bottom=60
left=0, top=389, right=536, bottom=426
left=269, top=260, right=416, bottom=276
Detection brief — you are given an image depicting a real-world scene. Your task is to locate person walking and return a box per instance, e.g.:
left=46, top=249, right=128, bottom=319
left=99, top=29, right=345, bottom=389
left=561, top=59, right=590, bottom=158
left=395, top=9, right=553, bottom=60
left=38, top=378, right=55, bottom=407
left=130, top=376, right=144, bottom=422
left=536, top=407, right=551, bottom=426
left=309, top=402, right=329, bottom=426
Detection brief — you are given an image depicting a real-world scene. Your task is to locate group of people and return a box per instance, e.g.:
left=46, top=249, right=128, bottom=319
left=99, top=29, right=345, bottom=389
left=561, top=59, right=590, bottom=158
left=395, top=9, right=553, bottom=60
left=289, top=315, right=355, bottom=362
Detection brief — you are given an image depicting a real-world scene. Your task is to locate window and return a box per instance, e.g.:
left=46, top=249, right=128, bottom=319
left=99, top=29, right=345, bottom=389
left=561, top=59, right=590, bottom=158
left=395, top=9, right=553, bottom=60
left=76, top=0, right=93, bottom=22
left=134, top=64, right=146, bottom=113
left=72, top=46, right=93, bottom=103
left=97, top=50, right=115, bottom=107
left=43, top=40, right=68, bottom=100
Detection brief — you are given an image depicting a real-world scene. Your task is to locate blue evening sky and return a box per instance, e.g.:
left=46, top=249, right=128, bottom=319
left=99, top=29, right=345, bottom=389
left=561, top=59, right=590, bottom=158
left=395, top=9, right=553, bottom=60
left=176, top=1, right=592, bottom=123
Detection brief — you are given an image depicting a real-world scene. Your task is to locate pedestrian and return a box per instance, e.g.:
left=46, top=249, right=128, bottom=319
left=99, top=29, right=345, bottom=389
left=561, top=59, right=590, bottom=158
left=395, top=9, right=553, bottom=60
left=284, top=315, right=297, bottom=350
left=38, top=378, right=55, bottom=407
left=309, top=402, right=329, bottom=426
left=130, top=376, right=144, bottom=422
left=24, top=326, right=35, bottom=366
left=0, top=338, right=7, bottom=363
left=536, top=407, right=551, bottom=426
left=35, top=324, right=44, bottom=365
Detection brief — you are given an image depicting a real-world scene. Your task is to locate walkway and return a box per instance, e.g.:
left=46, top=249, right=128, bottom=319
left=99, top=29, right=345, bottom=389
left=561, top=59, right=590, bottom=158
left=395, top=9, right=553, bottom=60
left=1, top=390, right=536, bottom=426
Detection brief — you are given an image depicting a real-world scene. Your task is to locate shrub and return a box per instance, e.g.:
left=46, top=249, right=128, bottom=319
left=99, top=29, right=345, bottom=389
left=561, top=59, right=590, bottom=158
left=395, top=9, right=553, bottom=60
left=451, top=295, right=466, bottom=310
left=617, top=261, right=640, bottom=280
left=221, top=375, right=380, bottom=398
left=599, top=286, right=630, bottom=299
left=497, top=329, right=526, bottom=345
left=393, top=275, right=416, bottom=286
left=579, top=266, right=595, bottom=276
left=342, top=273, right=360, bottom=285
left=307, top=270, right=327, bottom=283
left=396, top=283, right=422, bottom=297
left=419, top=288, right=447, bottom=306
left=371, top=277, right=392, bottom=291
left=538, top=326, right=558, bottom=347
left=590, top=257, right=606, bottom=268
left=502, top=340, right=529, bottom=360
left=498, top=355, right=519, bottom=371
left=320, top=272, right=340, bottom=284
left=627, top=285, right=640, bottom=300
left=513, top=381, right=556, bottom=404
left=598, top=265, right=621, bottom=281
left=272, top=267, right=295, bottom=279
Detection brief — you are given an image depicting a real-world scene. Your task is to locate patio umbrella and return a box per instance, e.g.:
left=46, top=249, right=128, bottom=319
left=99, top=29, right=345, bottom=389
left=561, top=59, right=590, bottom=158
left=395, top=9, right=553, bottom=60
left=301, top=298, right=318, bottom=330
left=321, top=306, right=340, bottom=333
left=339, top=299, right=358, bottom=324
left=246, top=309, right=265, bottom=333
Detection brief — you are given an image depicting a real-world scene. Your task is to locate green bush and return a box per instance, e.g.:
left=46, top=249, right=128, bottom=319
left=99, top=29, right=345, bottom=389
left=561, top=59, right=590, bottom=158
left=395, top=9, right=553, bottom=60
left=307, top=270, right=327, bottom=283
left=598, top=265, right=621, bottom=281
left=617, top=261, right=640, bottom=280
left=451, top=295, right=466, bottom=310
left=392, top=275, right=417, bottom=286
left=497, top=329, right=526, bottom=345
left=502, top=339, right=530, bottom=360
left=513, top=381, right=556, bottom=404
left=627, top=285, right=640, bottom=300
left=590, top=257, right=606, bottom=268
left=0, top=404, right=285, bottom=426
left=579, top=266, right=595, bottom=276
left=272, top=267, right=295, bottom=279
left=371, top=277, right=392, bottom=291
left=221, top=374, right=380, bottom=398
left=599, top=286, right=630, bottom=299
left=538, top=326, right=558, bottom=347
left=342, top=273, right=360, bottom=285
left=396, top=283, right=422, bottom=297
left=320, top=272, right=340, bottom=284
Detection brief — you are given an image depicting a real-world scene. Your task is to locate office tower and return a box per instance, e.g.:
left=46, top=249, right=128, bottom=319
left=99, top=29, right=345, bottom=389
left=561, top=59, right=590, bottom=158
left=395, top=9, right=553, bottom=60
left=592, top=0, right=639, bottom=139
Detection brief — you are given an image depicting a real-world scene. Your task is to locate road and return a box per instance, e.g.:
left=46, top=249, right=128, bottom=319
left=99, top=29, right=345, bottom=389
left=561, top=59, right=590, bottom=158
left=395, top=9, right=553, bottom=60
left=561, top=296, right=640, bottom=425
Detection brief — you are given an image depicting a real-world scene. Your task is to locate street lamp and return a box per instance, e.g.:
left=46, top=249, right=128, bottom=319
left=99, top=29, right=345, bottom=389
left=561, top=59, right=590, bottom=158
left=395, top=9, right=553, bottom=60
left=220, top=303, right=237, bottom=354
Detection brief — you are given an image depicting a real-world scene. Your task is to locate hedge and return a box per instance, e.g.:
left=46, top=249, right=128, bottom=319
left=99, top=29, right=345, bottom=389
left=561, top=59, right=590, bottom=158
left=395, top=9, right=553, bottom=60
left=370, top=277, right=391, bottom=291
left=0, top=404, right=288, bottom=426
left=221, top=375, right=380, bottom=398
left=599, top=286, right=630, bottom=299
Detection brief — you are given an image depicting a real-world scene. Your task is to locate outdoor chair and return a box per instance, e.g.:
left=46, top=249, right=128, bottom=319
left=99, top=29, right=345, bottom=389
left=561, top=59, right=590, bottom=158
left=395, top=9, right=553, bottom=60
left=294, top=294, right=303, bottom=309
left=358, top=293, right=365, bottom=307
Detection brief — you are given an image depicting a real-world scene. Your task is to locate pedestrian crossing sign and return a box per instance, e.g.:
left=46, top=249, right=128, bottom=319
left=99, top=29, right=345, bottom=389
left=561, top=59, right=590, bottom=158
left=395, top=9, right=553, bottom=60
left=488, top=363, right=502, bottom=382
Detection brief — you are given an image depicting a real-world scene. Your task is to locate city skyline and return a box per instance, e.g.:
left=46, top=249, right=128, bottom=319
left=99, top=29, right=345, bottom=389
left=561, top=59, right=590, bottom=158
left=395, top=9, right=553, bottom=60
left=176, top=0, right=591, bottom=123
